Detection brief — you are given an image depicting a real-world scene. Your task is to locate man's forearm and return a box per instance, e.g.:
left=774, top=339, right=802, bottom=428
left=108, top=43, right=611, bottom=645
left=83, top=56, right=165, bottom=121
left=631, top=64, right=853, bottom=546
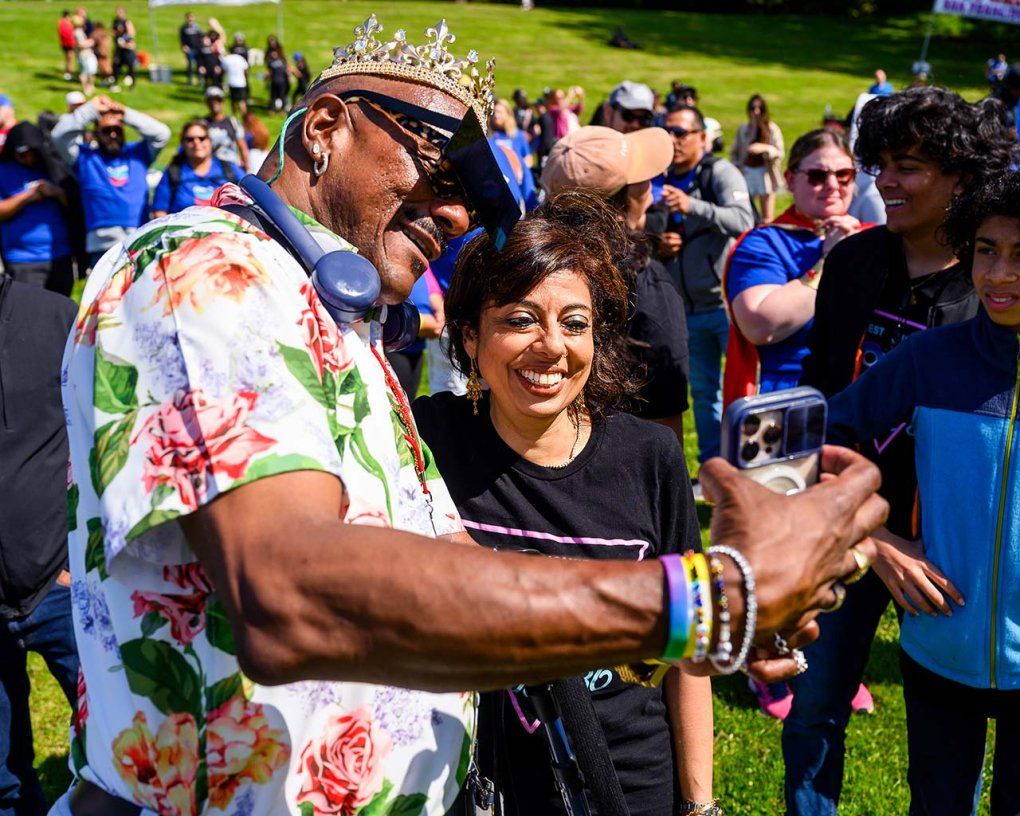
left=123, top=108, right=171, bottom=152
left=183, top=477, right=670, bottom=692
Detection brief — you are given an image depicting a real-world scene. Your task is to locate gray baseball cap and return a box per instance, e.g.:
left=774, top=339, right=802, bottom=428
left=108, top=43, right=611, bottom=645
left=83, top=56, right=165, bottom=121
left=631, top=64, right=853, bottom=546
left=609, top=80, right=654, bottom=111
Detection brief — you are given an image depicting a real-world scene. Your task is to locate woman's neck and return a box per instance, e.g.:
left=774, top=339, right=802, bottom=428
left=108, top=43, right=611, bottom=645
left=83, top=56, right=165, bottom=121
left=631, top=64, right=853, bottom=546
left=190, top=156, right=213, bottom=175
left=901, top=228, right=957, bottom=279
left=488, top=397, right=589, bottom=467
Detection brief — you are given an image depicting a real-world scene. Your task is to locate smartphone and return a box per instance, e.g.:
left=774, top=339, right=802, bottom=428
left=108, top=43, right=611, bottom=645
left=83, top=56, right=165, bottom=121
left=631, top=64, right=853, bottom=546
left=720, top=387, right=827, bottom=495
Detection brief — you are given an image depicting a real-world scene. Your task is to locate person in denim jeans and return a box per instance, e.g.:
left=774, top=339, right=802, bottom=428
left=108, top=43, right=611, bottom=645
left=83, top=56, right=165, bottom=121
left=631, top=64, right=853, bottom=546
left=787, top=88, right=1015, bottom=815
left=653, top=105, right=754, bottom=462
left=0, top=275, right=79, bottom=816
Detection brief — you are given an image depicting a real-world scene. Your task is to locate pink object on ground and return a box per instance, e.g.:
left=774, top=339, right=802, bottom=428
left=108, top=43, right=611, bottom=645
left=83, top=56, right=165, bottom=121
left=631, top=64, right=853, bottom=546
left=748, top=678, right=794, bottom=720
left=851, top=682, right=875, bottom=714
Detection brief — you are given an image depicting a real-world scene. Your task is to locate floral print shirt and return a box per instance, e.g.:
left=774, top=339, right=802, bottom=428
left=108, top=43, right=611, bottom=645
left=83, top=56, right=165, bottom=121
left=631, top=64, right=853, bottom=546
left=61, top=184, right=472, bottom=816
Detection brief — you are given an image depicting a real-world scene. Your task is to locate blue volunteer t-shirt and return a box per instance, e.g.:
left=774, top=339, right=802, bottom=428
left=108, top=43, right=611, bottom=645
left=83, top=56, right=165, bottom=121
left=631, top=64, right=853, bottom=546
left=150, top=159, right=245, bottom=215
left=404, top=273, right=434, bottom=355
left=652, top=167, right=698, bottom=230
left=75, top=139, right=155, bottom=233
left=726, top=226, right=822, bottom=392
left=0, top=163, right=72, bottom=264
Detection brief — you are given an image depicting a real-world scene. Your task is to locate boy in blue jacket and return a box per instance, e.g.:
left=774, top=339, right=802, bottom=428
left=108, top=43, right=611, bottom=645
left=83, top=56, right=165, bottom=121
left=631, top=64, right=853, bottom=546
left=828, top=172, right=1020, bottom=815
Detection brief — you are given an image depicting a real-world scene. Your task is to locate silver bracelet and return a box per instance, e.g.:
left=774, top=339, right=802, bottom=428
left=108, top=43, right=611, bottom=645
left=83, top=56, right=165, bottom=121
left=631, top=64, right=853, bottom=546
left=706, top=546, right=757, bottom=674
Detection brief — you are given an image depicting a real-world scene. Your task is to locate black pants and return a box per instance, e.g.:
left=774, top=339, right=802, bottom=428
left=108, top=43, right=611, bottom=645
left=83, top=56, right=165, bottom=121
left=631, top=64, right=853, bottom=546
left=113, top=48, right=135, bottom=81
left=901, top=651, right=1020, bottom=816
left=386, top=350, right=424, bottom=399
left=5, top=255, right=74, bottom=297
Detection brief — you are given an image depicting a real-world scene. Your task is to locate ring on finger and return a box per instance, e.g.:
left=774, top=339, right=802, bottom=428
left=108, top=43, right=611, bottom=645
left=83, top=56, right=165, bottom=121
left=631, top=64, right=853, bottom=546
left=824, top=582, right=847, bottom=613
left=844, top=546, right=871, bottom=586
left=793, top=649, right=808, bottom=675
left=774, top=633, right=792, bottom=655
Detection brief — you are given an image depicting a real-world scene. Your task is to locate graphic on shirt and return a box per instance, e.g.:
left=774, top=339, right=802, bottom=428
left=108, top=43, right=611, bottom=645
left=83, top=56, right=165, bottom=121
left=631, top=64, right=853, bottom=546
left=191, top=183, right=217, bottom=205
left=858, top=308, right=927, bottom=452
left=460, top=518, right=651, bottom=559
left=106, top=161, right=130, bottom=188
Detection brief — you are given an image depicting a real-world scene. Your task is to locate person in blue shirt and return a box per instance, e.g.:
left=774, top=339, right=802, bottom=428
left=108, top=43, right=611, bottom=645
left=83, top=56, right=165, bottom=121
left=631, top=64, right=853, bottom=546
left=385, top=271, right=442, bottom=399
left=725, top=129, right=865, bottom=399
left=151, top=120, right=244, bottom=218
left=868, top=69, right=895, bottom=96
left=827, top=171, right=1020, bottom=816
left=723, top=129, right=868, bottom=721
left=0, top=122, right=76, bottom=295
left=489, top=98, right=538, bottom=212
left=51, top=94, right=169, bottom=267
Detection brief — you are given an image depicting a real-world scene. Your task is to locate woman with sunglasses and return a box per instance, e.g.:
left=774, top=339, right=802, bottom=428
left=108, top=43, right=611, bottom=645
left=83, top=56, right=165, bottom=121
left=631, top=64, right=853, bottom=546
left=150, top=120, right=244, bottom=218
left=722, top=128, right=870, bottom=720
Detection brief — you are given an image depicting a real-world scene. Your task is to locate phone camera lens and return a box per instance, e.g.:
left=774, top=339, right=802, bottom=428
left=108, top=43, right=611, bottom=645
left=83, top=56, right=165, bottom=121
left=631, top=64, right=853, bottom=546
left=742, top=415, right=761, bottom=436
left=740, top=441, right=760, bottom=462
left=762, top=424, right=782, bottom=445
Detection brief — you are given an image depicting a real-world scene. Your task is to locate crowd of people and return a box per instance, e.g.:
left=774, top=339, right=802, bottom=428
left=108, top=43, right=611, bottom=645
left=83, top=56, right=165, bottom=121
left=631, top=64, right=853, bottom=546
left=1, top=9, right=1020, bottom=816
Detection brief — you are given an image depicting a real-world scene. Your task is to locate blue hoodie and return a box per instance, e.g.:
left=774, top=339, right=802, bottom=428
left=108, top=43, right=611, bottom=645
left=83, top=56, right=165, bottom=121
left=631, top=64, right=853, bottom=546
left=829, top=309, right=1020, bottom=690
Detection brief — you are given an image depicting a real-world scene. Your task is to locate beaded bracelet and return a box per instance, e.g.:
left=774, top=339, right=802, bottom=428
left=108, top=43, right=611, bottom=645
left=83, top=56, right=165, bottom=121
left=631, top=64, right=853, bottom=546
left=659, top=554, right=692, bottom=661
left=707, top=554, right=733, bottom=672
left=687, top=552, right=712, bottom=663
left=706, top=545, right=757, bottom=674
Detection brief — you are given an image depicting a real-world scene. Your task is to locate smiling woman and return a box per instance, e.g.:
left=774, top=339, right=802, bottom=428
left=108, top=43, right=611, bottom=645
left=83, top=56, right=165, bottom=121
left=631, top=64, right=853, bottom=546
left=412, top=191, right=716, bottom=816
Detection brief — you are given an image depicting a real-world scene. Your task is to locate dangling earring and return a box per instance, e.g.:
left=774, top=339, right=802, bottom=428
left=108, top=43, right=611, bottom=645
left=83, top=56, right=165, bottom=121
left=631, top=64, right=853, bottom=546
left=312, top=146, right=328, bottom=178
left=467, top=358, right=483, bottom=415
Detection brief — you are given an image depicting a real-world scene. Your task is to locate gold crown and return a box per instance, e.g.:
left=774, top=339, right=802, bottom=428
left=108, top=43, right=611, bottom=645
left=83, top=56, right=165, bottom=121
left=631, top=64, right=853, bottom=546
left=313, top=15, right=496, bottom=129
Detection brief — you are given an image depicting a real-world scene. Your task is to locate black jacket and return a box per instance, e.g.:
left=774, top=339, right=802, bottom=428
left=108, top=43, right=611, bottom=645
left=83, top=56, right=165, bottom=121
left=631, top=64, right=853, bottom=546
left=801, top=226, right=978, bottom=536
left=0, top=276, right=77, bottom=619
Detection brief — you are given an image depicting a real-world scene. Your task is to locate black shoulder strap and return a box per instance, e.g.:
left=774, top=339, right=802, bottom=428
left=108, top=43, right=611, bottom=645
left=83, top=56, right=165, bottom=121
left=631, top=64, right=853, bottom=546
left=219, top=159, right=238, bottom=184
left=166, top=160, right=183, bottom=203
left=694, top=154, right=719, bottom=206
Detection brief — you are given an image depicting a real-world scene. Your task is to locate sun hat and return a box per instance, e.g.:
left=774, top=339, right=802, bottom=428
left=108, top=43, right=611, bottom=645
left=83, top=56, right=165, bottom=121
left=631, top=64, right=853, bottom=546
left=541, top=125, right=673, bottom=197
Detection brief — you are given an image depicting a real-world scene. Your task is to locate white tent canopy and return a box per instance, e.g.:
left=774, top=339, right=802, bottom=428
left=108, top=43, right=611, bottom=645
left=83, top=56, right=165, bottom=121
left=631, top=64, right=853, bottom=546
left=146, top=0, right=283, bottom=67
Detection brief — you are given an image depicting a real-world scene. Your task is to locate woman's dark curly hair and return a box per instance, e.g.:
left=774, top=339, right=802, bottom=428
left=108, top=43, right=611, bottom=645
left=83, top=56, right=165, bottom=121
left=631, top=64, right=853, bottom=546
left=854, top=87, right=1017, bottom=187
left=445, top=190, right=641, bottom=423
left=942, top=171, right=1020, bottom=268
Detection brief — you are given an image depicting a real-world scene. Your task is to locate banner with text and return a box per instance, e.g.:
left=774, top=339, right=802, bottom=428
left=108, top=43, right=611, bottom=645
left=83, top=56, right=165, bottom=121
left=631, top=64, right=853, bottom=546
left=934, top=0, right=1020, bottom=24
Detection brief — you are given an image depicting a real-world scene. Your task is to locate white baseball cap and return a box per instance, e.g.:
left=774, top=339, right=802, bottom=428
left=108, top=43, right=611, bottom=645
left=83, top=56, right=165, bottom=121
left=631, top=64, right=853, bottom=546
left=609, top=80, right=654, bottom=112
left=66, top=91, right=86, bottom=107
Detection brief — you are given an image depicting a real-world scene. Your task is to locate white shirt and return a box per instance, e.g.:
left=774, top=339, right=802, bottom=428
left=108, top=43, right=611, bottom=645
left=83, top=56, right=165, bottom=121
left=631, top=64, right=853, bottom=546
left=220, top=53, right=248, bottom=88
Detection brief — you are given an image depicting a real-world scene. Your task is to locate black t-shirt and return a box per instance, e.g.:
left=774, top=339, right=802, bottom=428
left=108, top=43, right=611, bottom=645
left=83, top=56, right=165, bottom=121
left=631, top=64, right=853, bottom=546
left=803, top=226, right=978, bottom=536
left=0, top=277, right=77, bottom=619
left=628, top=257, right=690, bottom=419
left=413, top=392, right=700, bottom=816
left=267, top=56, right=288, bottom=83
left=179, top=22, right=202, bottom=50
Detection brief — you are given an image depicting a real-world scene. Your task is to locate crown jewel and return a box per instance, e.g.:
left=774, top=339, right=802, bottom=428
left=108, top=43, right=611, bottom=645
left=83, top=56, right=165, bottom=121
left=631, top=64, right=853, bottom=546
left=316, top=15, right=496, bottom=127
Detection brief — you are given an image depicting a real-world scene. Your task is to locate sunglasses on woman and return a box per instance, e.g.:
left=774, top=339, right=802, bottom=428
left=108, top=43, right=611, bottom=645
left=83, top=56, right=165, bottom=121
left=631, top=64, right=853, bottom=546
left=796, top=167, right=856, bottom=187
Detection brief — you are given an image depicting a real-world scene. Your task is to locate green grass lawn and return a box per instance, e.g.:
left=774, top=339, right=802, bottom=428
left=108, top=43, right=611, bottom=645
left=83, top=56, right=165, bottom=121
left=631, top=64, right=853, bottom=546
left=15, top=0, right=1008, bottom=812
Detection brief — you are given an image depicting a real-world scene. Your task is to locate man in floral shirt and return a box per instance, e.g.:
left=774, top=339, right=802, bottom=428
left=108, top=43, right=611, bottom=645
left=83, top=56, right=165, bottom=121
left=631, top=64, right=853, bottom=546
left=55, top=15, right=888, bottom=816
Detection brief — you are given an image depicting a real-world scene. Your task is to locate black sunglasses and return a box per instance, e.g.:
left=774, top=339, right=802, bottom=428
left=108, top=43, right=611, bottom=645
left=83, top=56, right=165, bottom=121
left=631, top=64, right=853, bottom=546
left=337, top=89, right=521, bottom=250
left=183, top=134, right=209, bottom=144
left=795, top=167, right=856, bottom=187
left=665, top=125, right=703, bottom=139
left=99, top=126, right=124, bottom=137
left=614, top=106, right=653, bottom=127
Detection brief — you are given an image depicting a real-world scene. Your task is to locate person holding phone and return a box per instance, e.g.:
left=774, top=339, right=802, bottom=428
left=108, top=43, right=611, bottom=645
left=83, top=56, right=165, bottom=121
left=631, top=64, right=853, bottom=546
left=824, top=172, right=1020, bottom=816
left=722, top=128, right=868, bottom=719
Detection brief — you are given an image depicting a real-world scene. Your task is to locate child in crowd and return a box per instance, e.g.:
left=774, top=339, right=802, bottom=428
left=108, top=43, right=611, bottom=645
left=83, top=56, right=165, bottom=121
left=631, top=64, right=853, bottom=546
left=827, top=172, right=1020, bottom=816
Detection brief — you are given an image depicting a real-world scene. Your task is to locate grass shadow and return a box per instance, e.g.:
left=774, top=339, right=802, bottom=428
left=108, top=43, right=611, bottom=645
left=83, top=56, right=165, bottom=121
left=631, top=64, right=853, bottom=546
left=35, top=752, right=72, bottom=805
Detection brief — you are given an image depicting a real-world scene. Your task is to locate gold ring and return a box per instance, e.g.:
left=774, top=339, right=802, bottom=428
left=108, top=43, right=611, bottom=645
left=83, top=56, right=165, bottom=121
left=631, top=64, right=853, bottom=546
left=824, top=582, right=847, bottom=613
left=844, top=546, right=871, bottom=585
